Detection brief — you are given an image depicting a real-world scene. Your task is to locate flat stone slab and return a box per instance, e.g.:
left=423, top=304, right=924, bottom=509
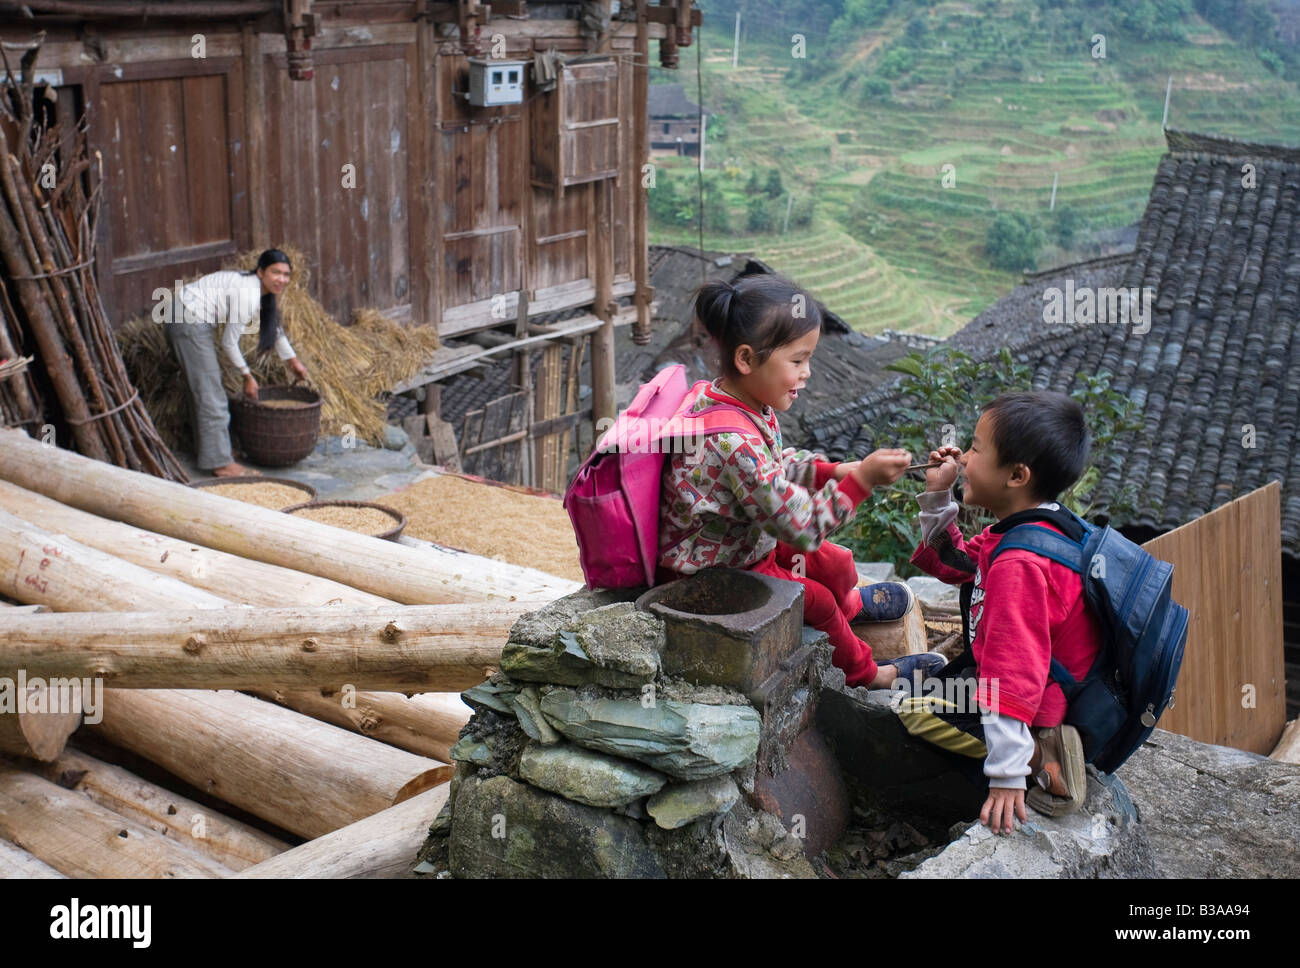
left=647, top=775, right=740, bottom=829
left=906, top=576, right=959, bottom=611
left=539, top=689, right=761, bottom=780
left=519, top=742, right=667, bottom=808
left=501, top=602, right=663, bottom=688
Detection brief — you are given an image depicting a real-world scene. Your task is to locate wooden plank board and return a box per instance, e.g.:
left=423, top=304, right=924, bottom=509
left=1143, top=482, right=1286, bottom=754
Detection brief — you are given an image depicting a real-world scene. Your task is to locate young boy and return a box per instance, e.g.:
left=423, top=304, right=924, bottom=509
left=901, top=391, right=1102, bottom=835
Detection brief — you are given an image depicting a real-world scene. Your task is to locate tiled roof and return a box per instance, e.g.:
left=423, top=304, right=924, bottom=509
left=648, top=83, right=702, bottom=119
left=802, top=129, right=1300, bottom=556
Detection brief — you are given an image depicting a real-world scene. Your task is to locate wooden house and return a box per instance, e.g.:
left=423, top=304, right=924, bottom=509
left=0, top=0, right=702, bottom=482
left=648, top=81, right=702, bottom=157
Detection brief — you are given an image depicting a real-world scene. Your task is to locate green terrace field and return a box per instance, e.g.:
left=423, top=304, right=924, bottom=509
left=649, top=1, right=1300, bottom=337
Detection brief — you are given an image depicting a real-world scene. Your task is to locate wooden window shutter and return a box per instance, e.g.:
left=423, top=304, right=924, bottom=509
left=531, top=58, right=619, bottom=198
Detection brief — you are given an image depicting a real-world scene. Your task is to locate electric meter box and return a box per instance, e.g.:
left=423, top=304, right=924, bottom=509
left=468, top=59, right=526, bottom=107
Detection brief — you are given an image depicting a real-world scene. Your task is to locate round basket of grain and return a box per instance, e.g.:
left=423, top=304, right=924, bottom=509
left=190, top=476, right=318, bottom=510
left=228, top=384, right=322, bottom=467
left=281, top=500, right=407, bottom=541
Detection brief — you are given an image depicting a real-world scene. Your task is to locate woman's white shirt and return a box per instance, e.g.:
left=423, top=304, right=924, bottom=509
left=178, top=270, right=295, bottom=375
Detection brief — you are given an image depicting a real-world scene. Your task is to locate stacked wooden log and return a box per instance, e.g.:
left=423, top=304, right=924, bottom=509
left=0, top=42, right=185, bottom=480
left=0, top=427, right=581, bottom=877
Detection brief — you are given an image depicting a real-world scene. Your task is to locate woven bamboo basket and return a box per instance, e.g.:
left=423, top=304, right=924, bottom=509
left=228, top=385, right=322, bottom=466
left=281, top=500, right=407, bottom=541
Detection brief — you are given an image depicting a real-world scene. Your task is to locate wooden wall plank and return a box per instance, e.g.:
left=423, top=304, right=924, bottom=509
left=1143, top=481, right=1286, bottom=754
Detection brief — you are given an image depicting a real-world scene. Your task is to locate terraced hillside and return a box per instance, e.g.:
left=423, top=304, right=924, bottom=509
left=649, top=1, right=1300, bottom=336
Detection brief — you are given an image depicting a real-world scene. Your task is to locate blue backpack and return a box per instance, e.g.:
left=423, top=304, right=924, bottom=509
left=985, top=506, right=1189, bottom=775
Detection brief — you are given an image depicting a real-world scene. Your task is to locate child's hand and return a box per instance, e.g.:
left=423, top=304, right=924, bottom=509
left=925, top=446, right=962, bottom=492
left=980, top=787, right=1026, bottom=835
left=855, top=449, right=912, bottom=488
left=833, top=461, right=860, bottom=482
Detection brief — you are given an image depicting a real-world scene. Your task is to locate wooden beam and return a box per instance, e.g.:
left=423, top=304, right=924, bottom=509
left=0, top=429, right=578, bottom=605
left=0, top=481, right=395, bottom=609
left=17, top=748, right=289, bottom=872
left=0, top=605, right=520, bottom=692
left=254, top=690, right=469, bottom=764
left=0, top=764, right=233, bottom=879
left=0, top=836, right=66, bottom=878
left=233, top=782, right=450, bottom=879
left=89, top=689, right=453, bottom=841
left=0, top=602, right=81, bottom=763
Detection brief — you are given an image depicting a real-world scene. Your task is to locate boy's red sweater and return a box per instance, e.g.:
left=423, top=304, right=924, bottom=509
left=911, top=519, right=1103, bottom=726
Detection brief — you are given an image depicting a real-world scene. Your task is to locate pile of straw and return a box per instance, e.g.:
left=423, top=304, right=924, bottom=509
left=119, top=247, right=440, bottom=452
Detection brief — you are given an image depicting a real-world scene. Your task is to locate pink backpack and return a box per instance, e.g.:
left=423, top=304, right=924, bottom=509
left=563, top=365, right=755, bottom=589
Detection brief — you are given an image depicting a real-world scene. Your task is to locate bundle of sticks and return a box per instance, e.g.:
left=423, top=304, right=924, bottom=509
left=0, top=40, right=186, bottom=481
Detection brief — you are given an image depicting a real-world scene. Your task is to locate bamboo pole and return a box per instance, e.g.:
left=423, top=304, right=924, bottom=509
left=0, top=763, right=232, bottom=878
left=0, top=836, right=67, bottom=878
left=1, top=605, right=517, bottom=692
left=15, top=748, right=288, bottom=872
left=255, top=689, right=470, bottom=764
left=0, top=427, right=579, bottom=604
left=89, top=690, right=454, bottom=840
left=233, top=783, right=449, bottom=879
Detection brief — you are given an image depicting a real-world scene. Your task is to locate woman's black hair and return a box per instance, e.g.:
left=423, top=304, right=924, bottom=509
left=694, top=274, right=823, bottom=379
left=245, top=248, right=291, bottom=354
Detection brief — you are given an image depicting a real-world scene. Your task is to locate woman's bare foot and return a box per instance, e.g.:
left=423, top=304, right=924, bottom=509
left=210, top=462, right=257, bottom=478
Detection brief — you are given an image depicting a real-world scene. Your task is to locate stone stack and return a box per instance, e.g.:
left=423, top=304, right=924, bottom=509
left=419, top=576, right=838, bottom=878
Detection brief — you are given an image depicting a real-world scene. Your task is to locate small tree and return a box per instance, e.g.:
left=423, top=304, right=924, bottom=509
left=986, top=211, right=1045, bottom=271
left=764, top=168, right=785, bottom=199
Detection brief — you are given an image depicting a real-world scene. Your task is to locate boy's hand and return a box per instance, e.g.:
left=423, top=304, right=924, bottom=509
left=925, top=446, right=963, bottom=492
left=833, top=460, right=860, bottom=482
left=854, top=448, right=912, bottom=489
left=980, top=787, right=1026, bottom=835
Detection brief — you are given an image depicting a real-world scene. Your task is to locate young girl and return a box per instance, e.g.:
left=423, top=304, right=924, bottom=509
left=657, top=274, right=945, bottom=689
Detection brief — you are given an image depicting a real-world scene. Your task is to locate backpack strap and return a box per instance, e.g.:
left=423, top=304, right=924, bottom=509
left=988, top=506, right=1091, bottom=572
left=988, top=506, right=1096, bottom=693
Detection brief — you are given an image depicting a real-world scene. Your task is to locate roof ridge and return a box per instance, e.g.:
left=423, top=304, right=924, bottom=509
left=1164, top=128, right=1300, bottom=164
left=1021, top=250, right=1135, bottom=281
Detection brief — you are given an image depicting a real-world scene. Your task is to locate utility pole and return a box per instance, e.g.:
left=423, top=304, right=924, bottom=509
left=1161, top=75, right=1172, bottom=130
left=1049, top=172, right=1058, bottom=212
left=732, top=11, right=741, bottom=68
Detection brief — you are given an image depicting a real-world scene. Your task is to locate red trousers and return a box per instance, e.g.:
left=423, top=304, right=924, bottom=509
left=748, top=541, right=879, bottom=687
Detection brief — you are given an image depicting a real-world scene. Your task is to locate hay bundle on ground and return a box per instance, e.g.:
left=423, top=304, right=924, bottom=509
left=119, top=248, right=440, bottom=452
left=377, top=475, right=584, bottom=583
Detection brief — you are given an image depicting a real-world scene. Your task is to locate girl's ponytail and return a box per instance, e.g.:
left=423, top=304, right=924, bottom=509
left=694, top=280, right=736, bottom=341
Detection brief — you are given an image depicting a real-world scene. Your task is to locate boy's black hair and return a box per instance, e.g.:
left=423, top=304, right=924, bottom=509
left=981, top=391, right=1089, bottom=501
left=693, top=274, right=822, bottom=379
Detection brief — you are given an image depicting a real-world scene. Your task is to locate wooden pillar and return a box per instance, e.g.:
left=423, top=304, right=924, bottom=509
left=589, top=180, right=616, bottom=428
left=632, top=0, right=653, bottom=346
left=243, top=25, right=270, bottom=246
